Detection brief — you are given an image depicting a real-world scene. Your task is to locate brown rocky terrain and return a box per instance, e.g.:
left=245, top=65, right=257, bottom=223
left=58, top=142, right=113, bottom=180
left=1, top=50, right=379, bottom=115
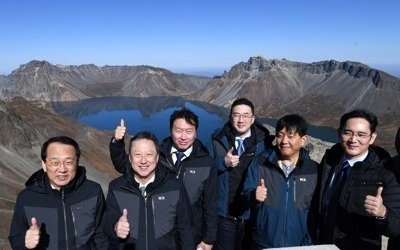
left=0, top=56, right=398, bottom=249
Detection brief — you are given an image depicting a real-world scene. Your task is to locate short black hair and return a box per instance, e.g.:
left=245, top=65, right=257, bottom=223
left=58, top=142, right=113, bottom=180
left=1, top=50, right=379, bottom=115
left=169, top=108, right=199, bottom=130
left=276, top=114, right=308, bottom=137
left=129, top=131, right=160, bottom=153
left=41, top=136, right=81, bottom=161
left=230, top=98, right=255, bottom=115
left=338, top=109, right=378, bottom=134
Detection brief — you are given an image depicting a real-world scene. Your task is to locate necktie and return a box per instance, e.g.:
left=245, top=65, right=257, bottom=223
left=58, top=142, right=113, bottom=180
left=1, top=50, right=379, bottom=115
left=323, top=161, right=351, bottom=240
left=175, top=151, right=185, bottom=168
left=139, top=186, right=146, bottom=197
left=328, top=161, right=351, bottom=206
left=237, top=138, right=245, bottom=156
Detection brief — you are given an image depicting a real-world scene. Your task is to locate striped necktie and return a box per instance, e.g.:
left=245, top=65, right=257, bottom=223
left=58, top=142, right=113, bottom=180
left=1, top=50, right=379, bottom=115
left=175, top=151, right=185, bottom=168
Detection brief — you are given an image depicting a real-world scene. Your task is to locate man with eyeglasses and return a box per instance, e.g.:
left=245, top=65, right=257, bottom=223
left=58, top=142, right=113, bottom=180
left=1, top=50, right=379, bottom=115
left=8, top=136, right=108, bottom=249
left=317, top=109, right=400, bottom=250
left=388, top=126, right=400, bottom=250
left=208, top=98, right=273, bottom=250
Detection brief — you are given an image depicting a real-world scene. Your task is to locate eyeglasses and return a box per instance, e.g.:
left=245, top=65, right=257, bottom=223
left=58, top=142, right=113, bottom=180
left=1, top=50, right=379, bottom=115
left=231, top=113, right=253, bottom=120
left=341, top=130, right=371, bottom=141
left=47, top=160, right=76, bottom=168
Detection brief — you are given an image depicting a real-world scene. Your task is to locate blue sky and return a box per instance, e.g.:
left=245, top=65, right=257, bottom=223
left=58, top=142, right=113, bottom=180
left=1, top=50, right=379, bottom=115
left=1, top=0, right=399, bottom=76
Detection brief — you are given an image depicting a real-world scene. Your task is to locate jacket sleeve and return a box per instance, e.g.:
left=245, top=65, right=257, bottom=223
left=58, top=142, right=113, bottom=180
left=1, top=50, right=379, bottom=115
left=242, top=157, right=259, bottom=211
left=93, top=189, right=109, bottom=249
left=201, top=163, right=218, bottom=244
left=104, top=184, right=122, bottom=240
left=109, top=137, right=130, bottom=174
left=206, top=138, right=231, bottom=174
left=8, top=194, right=29, bottom=250
left=377, top=170, right=400, bottom=237
left=176, top=184, right=196, bottom=250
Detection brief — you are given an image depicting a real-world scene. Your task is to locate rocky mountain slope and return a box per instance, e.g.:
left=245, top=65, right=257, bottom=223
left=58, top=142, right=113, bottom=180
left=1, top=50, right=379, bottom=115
left=194, top=56, right=400, bottom=152
left=1, top=60, right=211, bottom=102
left=0, top=56, right=398, bottom=248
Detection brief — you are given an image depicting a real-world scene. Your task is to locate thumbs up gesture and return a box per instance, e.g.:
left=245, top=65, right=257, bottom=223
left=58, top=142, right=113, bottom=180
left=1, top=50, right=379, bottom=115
left=364, top=187, right=387, bottom=218
left=114, top=119, right=127, bottom=141
left=255, top=179, right=267, bottom=202
left=25, top=217, right=41, bottom=249
left=115, top=209, right=130, bottom=239
left=225, top=147, right=240, bottom=168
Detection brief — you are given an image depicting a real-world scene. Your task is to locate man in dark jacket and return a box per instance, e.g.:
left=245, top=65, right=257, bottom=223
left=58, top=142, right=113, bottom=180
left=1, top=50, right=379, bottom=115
left=317, top=109, right=400, bottom=250
left=104, top=131, right=194, bottom=249
left=8, top=136, right=108, bottom=250
left=208, top=98, right=273, bottom=250
left=109, top=108, right=217, bottom=250
left=388, top=126, right=400, bottom=250
left=243, top=114, right=318, bottom=248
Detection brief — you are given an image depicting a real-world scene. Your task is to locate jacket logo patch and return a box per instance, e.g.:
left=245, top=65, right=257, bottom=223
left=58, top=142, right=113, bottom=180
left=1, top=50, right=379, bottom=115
left=76, top=205, right=84, bottom=210
left=189, top=170, right=196, bottom=174
left=158, top=196, right=165, bottom=200
left=299, top=178, right=306, bottom=182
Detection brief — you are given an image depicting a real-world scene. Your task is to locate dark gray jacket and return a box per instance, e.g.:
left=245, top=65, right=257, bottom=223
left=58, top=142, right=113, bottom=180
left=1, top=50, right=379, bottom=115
left=8, top=166, right=108, bottom=250
left=104, top=165, right=194, bottom=250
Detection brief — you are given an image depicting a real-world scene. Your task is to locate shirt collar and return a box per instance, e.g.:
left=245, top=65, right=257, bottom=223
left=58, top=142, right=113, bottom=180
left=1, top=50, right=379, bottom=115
left=135, top=174, right=155, bottom=188
left=344, top=151, right=369, bottom=167
left=170, top=145, right=193, bottom=158
left=235, top=130, right=251, bottom=140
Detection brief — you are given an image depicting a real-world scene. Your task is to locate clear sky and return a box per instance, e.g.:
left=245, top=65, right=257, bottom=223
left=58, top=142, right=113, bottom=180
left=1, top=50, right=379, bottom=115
left=1, top=0, right=399, bottom=76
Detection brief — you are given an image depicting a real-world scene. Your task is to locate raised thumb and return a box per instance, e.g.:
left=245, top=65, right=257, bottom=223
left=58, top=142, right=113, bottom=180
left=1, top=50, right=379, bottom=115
left=121, top=208, right=128, bottom=221
left=260, top=178, right=265, bottom=187
left=120, top=119, right=125, bottom=127
left=376, top=186, right=383, bottom=197
left=31, top=217, right=39, bottom=229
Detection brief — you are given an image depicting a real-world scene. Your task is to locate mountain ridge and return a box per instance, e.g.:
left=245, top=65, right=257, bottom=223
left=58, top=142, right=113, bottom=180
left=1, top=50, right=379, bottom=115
left=0, top=56, right=398, bottom=249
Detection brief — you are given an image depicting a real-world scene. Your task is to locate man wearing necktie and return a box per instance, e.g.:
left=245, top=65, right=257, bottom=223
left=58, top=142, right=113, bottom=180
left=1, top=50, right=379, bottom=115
left=109, top=108, right=217, bottom=250
left=209, top=98, right=273, bottom=250
left=317, top=109, right=400, bottom=250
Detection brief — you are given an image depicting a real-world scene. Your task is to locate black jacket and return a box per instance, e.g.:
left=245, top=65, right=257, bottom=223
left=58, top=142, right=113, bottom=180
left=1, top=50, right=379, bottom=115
left=104, top=165, right=194, bottom=250
left=109, top=137, right=217, bottom=245
left=317, top=143, right=400, bottom=250
left=8, top=166, right=108, bottom=250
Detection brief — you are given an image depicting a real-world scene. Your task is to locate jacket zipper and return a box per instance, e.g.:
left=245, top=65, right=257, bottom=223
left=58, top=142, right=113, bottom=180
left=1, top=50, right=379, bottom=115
left=282, top=178, right=289, bottom=246
left=143, top=196, right=147, bottom=250
left=62, top=190, right=69, bottom=250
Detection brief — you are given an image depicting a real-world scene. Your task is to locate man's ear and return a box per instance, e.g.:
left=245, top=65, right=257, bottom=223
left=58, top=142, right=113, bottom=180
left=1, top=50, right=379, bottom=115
left=369, top=132, right=377, bottom=145
left=301, top=135, right=308, bottom=147
left=42, top=161, right=47, bottom=172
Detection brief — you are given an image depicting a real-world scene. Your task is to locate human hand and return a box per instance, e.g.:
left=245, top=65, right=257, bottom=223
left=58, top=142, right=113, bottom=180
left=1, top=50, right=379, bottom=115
left=114, top=119, right=126, bottom=141
left=364, top=187, right=387, bottom=218
left=224, top=147, right=240, bottom=167
left=115, top=209, right=130, bottom=239
left=256, top=179, right=267, bottom=202
left=25, top=217, right=40, bottom=249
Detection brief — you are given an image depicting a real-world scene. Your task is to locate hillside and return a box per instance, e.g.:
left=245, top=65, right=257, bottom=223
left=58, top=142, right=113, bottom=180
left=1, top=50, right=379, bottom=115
left=0, top=56, right=399, bottom=248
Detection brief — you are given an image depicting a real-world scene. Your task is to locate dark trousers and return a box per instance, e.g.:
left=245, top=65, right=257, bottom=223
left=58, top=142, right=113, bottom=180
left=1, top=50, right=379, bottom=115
left=214, top=216, right=245, bottom=250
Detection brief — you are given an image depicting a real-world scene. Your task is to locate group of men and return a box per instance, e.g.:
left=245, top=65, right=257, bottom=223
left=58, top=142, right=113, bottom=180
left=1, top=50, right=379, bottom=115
left=8, top=97, right=400, bottom=250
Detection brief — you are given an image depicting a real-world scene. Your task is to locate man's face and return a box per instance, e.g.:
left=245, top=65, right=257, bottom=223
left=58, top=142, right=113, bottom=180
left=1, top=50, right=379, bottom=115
left=276, top=128, right=307, bottom=161
left=42, top=142, right=78, bottom=190
left=230, top=104, right=255, bottom=136
left=339, top=117, right=377, bottom=159
left=129, top=138, right=159, bottom=183
left=171, top=118, right=196, bottom=151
